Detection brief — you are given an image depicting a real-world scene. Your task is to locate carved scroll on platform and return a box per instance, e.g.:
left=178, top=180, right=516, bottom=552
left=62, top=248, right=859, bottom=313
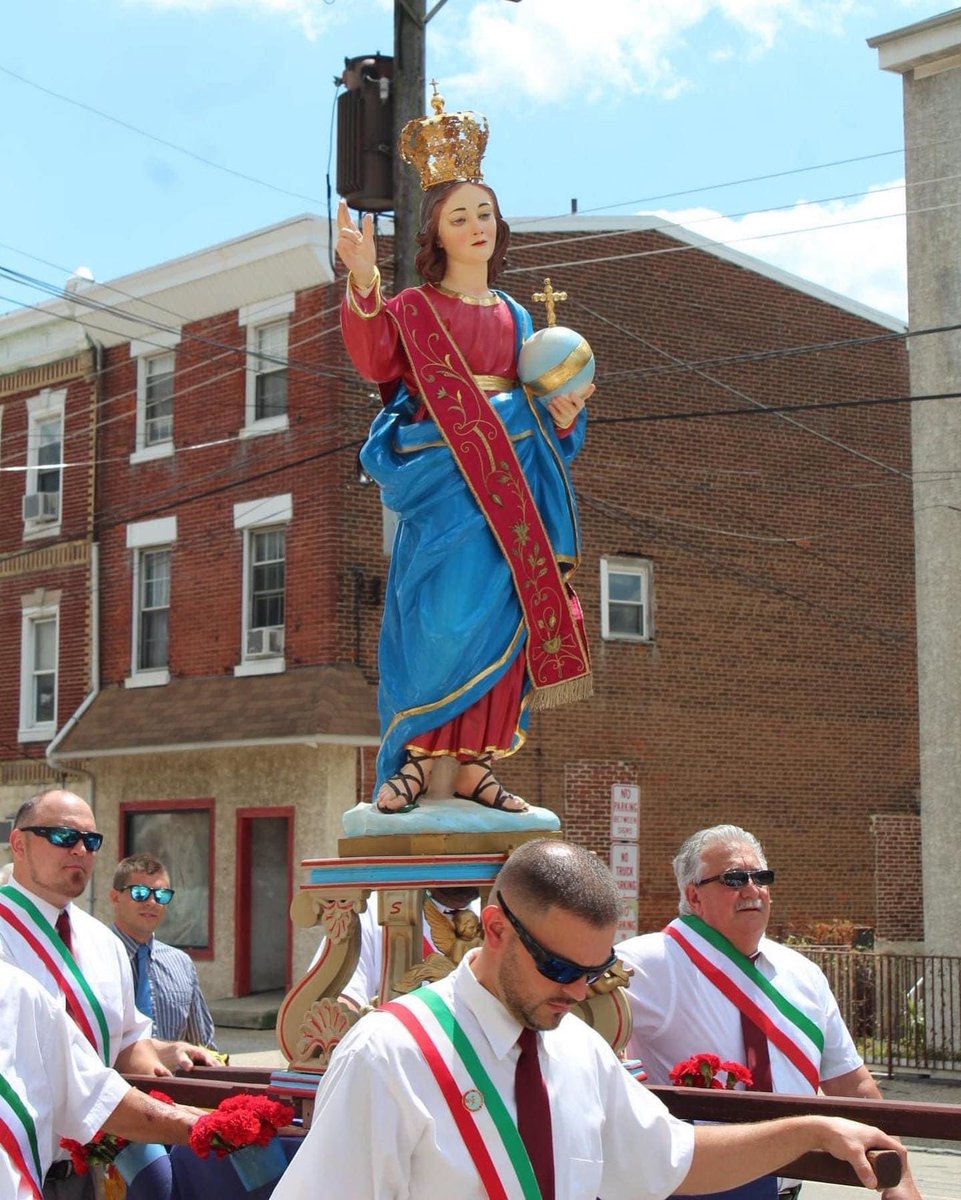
left=276, top=889, right=368, bottom=1069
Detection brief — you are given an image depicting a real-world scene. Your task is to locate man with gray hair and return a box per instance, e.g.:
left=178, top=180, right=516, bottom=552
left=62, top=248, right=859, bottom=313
left=273, top=837, right=905, bottom=1200
left=616, top=824, right=919, bottom=1200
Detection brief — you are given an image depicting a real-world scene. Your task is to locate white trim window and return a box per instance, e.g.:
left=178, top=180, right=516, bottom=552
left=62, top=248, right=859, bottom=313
left=138, top=549, right=171, bottom=670
left=600, top=556, right=653, bottom=642
left=238, top=294, right=294, bottom=437
left=125, top=517, right=177, bottom=687
left=20, top=597, right=59, bottom=742
left=233, top=494, right=291, bottom=675
left=23, top=390, right=65, bottom=539
left=130, top=332, right=180, bottom=463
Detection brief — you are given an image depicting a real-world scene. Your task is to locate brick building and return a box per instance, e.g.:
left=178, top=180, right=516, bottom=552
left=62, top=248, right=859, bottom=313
left=0, top=212, right=920, bottom=1000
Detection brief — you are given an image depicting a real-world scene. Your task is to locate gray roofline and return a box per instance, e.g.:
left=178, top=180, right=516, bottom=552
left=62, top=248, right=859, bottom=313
left=504, top=213, right=905, bottom=332
left=867, top=7, right=961, bottom=49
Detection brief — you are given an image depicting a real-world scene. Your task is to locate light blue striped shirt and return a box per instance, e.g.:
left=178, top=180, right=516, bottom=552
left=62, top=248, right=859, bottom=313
left=111, top=924, right=216, bottom=1048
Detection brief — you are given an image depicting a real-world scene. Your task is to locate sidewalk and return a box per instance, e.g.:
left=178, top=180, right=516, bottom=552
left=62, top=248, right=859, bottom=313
left=220, top=1028, right=960, bottom=1194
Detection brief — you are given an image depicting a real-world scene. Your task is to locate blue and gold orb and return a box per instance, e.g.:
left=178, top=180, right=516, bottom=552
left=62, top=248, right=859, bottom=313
left=518, top=326, right=595, bottom=406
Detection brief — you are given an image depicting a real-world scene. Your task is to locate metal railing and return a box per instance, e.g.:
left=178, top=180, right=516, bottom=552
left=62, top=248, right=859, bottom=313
left=798, top=948, right=961, bottom=1075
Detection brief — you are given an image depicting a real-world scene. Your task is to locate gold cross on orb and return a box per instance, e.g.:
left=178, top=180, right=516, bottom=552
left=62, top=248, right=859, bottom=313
left=532, top=278, right=568, bottom=328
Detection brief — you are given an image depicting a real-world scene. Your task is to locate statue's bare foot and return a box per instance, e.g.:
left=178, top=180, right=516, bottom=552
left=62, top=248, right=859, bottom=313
left=375, top=752, right=432, bottom=813
left=453, top=761, right=529, bottom=812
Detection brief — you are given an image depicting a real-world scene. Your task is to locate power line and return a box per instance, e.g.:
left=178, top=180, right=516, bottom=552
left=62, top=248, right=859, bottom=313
left=592, top=390, right=961, bottom=426
left=0, top=63, right=326, bottom=206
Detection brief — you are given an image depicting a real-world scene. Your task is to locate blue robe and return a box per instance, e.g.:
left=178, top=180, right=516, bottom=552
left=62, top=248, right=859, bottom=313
left=358, top=291, right=586, bottom=798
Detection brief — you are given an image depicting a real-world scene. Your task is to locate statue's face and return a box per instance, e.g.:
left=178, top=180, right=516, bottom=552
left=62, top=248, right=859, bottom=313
left=436, top=182, right=497, bottom=270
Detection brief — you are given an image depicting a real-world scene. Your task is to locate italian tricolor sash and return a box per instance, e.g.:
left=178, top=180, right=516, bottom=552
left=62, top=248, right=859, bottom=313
left=382, top=988, right=542, bottom=1200
left=0, top=887, right=110, bottom=1063
left=666, top=915, right=823, bottom=1092
left=0, top=1071, right=44, bottom=1200
left=389, top=289, right=592, bottom=712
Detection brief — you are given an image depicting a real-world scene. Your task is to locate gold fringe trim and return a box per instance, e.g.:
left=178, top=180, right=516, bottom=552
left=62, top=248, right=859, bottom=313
left=528, top=672, right=593, bottom=712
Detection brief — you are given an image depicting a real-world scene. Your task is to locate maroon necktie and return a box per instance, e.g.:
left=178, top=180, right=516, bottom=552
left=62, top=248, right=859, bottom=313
left=741, top=954, right=773, bottom=1091
left=515, top=1027, right=555, bottom=1200
left=55, top=909, right=73, bottom=953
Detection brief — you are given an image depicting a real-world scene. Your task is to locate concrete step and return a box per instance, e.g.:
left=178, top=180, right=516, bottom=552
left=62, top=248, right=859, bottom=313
left=210, top=989, right=285, bottom=1030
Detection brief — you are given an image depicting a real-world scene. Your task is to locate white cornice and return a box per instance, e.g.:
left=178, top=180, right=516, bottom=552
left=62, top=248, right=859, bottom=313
left=0, top=214, right=334, bottom=371
left=868, top=8, right=961, bottom=75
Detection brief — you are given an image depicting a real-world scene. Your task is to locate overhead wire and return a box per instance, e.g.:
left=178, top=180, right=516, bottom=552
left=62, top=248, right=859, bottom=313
left=0, top=63, right=326, bottom=206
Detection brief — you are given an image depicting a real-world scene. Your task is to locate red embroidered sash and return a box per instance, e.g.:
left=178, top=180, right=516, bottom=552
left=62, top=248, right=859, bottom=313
left=389, top=290, right=592, bottom=709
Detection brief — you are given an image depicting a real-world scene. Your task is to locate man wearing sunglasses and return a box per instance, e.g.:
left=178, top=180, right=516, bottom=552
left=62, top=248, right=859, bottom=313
left=109, top=854, right=217, bottom=1049
left=617, top=824, right=920, bottom=1200
left=0, top=789, right=221, bottom=1195
left=273, top=838, right=905, bottom=1200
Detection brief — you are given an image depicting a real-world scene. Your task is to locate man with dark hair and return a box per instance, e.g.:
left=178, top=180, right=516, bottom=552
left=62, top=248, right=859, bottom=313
left=1, top=960, right=197, bottom=1200
left=109, top=854, right=216, bottom=1048
left=617, top=824, right=920, bottom=1200
left=272, top=838, right=904, bottom=1200
left=0, top=789, right=219, bottom=1196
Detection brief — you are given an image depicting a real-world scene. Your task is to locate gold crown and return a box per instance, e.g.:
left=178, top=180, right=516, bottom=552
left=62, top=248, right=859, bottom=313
left=399, top=84, right=489, bottom=191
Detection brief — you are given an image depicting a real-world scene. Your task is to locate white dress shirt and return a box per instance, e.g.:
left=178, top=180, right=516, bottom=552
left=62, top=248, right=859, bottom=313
left=0, top=880, right=151, bottom=1068
left=274, top=949, right=695, bottom=1200
left=616, top=930, right=863, bottom=1089
left=0, top=962, right=130, bottom=1200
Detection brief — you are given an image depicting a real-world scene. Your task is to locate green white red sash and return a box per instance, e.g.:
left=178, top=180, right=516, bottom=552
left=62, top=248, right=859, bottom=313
left=389, top=289, right=592, bottom=712
left=665, top=915, right=823, bottom=1092
left=383, top=988, right=542, bottom=1200
left=0, top=1071, right=44, bottom=1200
left=0, top=887, right=110, bottom=1063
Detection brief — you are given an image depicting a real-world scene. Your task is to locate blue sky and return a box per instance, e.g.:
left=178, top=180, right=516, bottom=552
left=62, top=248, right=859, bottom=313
left=1, top=0, right=928, bottom=320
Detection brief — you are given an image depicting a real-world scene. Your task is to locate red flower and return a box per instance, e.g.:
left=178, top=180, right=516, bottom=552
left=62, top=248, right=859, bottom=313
left=670, top=1051, right=753, bottom=1090
left=189, top=1094, right=295, bottom=1160
left=58, top=1131, right=130, bottom=1171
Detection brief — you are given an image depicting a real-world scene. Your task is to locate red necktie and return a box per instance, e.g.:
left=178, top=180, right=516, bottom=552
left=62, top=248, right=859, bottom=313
left=741, top=954, right=773, bottom=1091
left=515, top=1027, right=555, bottom=1200
left=55, top=909, right=73, bottom=953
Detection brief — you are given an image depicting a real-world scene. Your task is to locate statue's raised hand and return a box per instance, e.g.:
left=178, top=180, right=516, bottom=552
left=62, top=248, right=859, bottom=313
left=336, top=198, right=377, bottom=289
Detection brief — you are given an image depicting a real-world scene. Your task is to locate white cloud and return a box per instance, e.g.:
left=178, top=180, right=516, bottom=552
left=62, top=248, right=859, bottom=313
left=124, top=0, right=391, bottom=39
left=436, top=0, right=861, bottom=104
left=652, top=179, right=908, bottom=319
left=128, top=0, right=860, bottom=94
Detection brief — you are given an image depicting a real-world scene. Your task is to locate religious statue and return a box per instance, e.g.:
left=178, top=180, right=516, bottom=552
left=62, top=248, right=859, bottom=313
left=336, top=86, right=595, bottom=815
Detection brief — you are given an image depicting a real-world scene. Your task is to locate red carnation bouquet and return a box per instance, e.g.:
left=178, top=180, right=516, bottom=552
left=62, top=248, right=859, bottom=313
left=59, top=1132, right=130, bottom=1175
left=670, top=1051, right=753, bottom=1090
left=59, top=1092, right=174, bottom=1175
left=189, top=1094, right=295, bottom=1159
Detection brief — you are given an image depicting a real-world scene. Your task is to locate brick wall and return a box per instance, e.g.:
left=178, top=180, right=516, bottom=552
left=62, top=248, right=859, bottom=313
left=0, top=362, right=95, bottom=763
left=0, top=222, right=920, bottom=936
left=872, top=813, right=923, bottom=941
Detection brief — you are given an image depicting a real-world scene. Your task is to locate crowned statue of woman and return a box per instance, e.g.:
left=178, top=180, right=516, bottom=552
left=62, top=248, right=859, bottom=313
left=336, top=87, right=595, bottom=816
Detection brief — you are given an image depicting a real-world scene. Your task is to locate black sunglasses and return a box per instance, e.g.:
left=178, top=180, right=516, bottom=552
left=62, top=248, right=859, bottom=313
left=498, top=895, right=617, bottom=985
left=118, top=884, right=175, bottom=905
left=21, top=825, right=104, bottom=853
left=697, top=869, right=775, bottom=889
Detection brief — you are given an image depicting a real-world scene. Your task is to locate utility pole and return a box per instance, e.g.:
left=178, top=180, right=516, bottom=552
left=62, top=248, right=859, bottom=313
left=392, top=0, right=426, bottom=289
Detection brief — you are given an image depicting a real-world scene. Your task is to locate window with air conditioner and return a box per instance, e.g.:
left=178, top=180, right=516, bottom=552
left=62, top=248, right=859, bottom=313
left=233, top=494, right=291, bottom=677
left=23, top=393, right=64, bottom=539
left=20, top=601, right=59, bottom=742
left=601, top=556, right=654, bottom=642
